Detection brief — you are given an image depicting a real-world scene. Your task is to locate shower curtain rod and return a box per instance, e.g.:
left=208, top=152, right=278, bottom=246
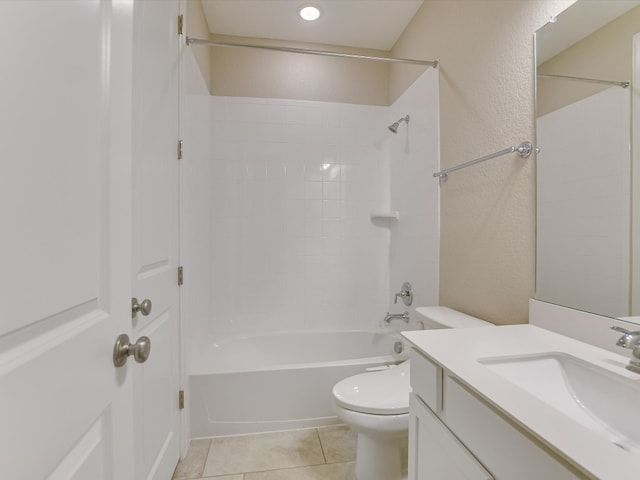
left=185, top=37, right=438, bottom=67
left=537, top=73, right=629, bottom=88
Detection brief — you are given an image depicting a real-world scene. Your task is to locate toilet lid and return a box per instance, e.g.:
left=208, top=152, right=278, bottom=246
left=332, top=361, right=410, bottom=415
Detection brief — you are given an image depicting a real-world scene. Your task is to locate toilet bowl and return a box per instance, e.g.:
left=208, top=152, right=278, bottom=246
left=332, top=306, right=493, bottom=480
left=333, top=361, right=410, bottom=480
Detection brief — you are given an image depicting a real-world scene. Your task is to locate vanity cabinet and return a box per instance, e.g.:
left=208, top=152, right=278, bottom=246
left=409, top=349, right=586, bottom=480
left=409, top=393, right=493, bottom=479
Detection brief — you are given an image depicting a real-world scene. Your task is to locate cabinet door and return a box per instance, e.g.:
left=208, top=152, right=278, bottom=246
left=442, top=376, right=584, bottom=479
left=409, top=394, right=494, bottom=480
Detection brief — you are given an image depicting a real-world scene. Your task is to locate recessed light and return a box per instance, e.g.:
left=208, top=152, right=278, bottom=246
left=299, top=4, right=321, bottom=22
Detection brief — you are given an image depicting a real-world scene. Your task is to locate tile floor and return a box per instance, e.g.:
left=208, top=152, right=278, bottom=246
left=172, top=425, right=357, bottom=480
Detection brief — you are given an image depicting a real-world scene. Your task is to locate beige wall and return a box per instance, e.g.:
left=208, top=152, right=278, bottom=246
left=390, top=0, right=575, bottom=325
left=185, top=0, right=212, bottom=93
left=206, top=35, right=391, bottom=105
left=538, top=5, right=640, bottom=116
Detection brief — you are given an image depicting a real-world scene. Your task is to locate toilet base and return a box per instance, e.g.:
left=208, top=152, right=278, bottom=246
left=333, top=405, right=408, bottom=480
left=354, top=431, right=406, bottom=480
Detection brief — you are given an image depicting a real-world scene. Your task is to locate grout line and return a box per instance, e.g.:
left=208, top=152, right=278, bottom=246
left=315, top=428, right=328, bottom=464
left=196, top=461, right=355, bottom=478
left=200, top=438, right=213, bottom=478
left=243, top=463, right=324, bottom=474
left=240, top=461, right=353, bottom=477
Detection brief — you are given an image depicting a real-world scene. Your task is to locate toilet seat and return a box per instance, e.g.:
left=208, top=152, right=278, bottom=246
left=332, top=361, right=410, bottom=415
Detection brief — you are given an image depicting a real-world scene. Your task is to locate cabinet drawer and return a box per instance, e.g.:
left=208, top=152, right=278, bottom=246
left=409, top=394, right=494, bottom=480
left=442, top=375, right=584, bottom=479
left=410, top=348, right=442, bottom=412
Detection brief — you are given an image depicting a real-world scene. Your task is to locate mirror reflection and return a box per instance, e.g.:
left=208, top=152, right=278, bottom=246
left=535, top=0, right=640, bottom=319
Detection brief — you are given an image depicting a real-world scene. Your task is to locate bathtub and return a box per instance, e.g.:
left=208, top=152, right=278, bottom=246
left=189, top=329, right=409, bottom=437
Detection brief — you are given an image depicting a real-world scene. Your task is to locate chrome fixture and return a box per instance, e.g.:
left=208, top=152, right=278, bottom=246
left=611, top=326, right=640, bottom=373
left=433, top=141, right=532, bottom=180
left=394, top=282, right=413, bottom=306
left=384, top=312, right=410, bottom=324
left=132, top=297, right=152, bottom=318
left=113, top=334, right=151, bottom=367
left=186, top=37, right=438, bottom=67
left=388, top=115, right=410, bottom=134
left=537, top=73, right=629, bottom=88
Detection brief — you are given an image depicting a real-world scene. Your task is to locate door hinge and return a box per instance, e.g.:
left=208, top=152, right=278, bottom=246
left=178, top=266, right=184, bottom=286
left=177, top=139, right=183, bottom=160
left=178, top=14, right=184, bottom=36
left=178, top=390, right=185, bottom=410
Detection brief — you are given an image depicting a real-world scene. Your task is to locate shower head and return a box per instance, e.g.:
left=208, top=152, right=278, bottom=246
left=388, top=115, right=410, bottom=133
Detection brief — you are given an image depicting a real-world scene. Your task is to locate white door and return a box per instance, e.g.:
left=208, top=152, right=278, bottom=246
left=0, top=1, right=135, bottom=479
left=131, top=1, right=182, bottom=479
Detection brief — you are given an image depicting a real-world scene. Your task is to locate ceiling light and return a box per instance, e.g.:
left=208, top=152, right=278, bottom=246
left=299, top=5, right=321, bottom=21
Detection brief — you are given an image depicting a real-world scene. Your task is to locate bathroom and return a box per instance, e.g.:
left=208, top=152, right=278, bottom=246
left=3, top=0, right=640, bottom=479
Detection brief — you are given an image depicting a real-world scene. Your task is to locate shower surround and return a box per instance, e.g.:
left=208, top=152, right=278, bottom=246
left=209, top=97, right=392, bottom=338
left=183, top=67, right=439, bottom=437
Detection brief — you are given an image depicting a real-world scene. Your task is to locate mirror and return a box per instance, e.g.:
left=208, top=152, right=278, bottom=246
left=535, top=0, right=640, bottom=320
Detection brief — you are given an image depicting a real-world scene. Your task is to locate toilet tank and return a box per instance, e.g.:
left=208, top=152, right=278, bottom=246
left=415, top=306, right=494, bottom=329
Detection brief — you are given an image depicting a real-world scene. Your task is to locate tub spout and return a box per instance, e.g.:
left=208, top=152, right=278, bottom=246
left=384, top=312, right=410, bottom=324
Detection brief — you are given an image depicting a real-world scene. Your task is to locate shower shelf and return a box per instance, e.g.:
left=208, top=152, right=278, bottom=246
left=370, top=211, right=400, bottom=220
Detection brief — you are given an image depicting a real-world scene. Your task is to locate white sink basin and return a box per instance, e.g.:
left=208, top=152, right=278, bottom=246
left=479, top=353, right=640, bottom=452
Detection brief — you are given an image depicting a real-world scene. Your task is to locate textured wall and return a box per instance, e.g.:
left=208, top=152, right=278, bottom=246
left=390, top=0, right=576, bottom=324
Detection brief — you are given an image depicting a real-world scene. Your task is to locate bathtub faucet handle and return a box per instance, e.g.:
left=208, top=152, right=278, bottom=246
left=384, top=311, right=410, bottom=324
left=393, top=282, right=413, bottom=306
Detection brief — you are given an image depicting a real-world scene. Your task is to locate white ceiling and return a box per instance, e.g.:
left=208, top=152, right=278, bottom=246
left=200, top=0, right=424, bottom=51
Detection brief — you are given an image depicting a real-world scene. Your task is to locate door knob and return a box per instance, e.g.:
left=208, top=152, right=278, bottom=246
left=113, top=334, right=151, bottom=367
left=131, top=297, right=152, bottom=317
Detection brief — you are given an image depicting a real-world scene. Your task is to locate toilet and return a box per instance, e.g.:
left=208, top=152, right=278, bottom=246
left=332, top=306, right=493, bottom=480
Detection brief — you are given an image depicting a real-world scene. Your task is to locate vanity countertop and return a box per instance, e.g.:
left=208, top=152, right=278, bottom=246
left=402, top=324, right=640, bottom=480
